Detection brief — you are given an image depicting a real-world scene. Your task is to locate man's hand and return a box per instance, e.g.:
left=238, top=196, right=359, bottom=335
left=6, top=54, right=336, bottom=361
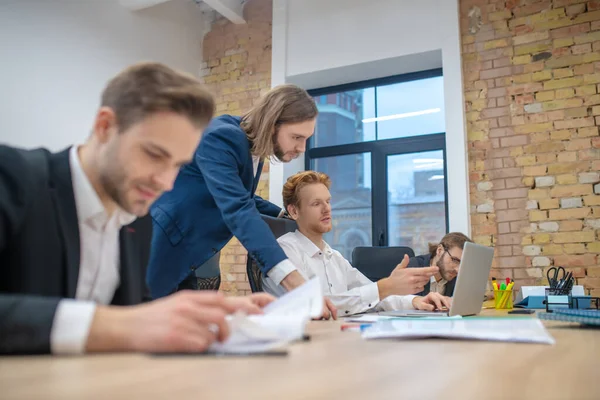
left=280, top=271, right=336, bottom=320
left=412, top=292, right=452, bottom=311
left=224, top=292, right=276, bottom=314
left=86, top=291, right=247, bottom=354
left=317, top=297, right=338, bottom=320
left=377, top=255, right=439, bottom=299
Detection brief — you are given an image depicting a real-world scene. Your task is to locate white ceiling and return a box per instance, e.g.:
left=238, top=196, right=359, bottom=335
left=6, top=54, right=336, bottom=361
left=119, top=0, right=247, bottom=24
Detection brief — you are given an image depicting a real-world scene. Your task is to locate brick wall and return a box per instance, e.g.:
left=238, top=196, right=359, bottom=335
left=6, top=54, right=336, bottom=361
left=200, top=0, right=272, bottom=295
left=460, top=0, right=600, bottom=296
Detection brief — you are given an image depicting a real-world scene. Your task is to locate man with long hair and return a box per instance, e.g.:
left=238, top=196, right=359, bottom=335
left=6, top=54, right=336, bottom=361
left=148, top=85, right=337, bottom=319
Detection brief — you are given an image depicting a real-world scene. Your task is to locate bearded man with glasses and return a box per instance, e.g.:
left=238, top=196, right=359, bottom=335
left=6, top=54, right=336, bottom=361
left=408, top=232, right=473, bottom=297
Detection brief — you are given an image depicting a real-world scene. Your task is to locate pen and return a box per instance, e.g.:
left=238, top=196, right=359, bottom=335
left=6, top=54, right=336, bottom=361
left=505, top=277, right=510, bottom=286
left=492, top=277, right=499, bottom=291
left=340, top=323, right=371, bottom=331
left=501, top=281, right=515, bottom=308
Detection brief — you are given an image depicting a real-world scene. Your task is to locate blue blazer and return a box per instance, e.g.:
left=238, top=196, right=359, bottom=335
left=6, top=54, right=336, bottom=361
left=147, top=115, right=287, bottom=298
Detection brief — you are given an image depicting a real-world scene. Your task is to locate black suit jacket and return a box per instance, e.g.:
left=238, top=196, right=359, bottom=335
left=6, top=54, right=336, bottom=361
left=408, top=254, right=456, bottom=297
left=0, top=145, right=152, bottom=355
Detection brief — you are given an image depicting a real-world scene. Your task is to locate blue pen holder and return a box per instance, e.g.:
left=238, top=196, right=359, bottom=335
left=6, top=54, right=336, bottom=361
left=544, top=288, right=593, bottom=312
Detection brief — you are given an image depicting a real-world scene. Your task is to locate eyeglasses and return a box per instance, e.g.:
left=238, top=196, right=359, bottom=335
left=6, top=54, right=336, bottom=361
left=443, top=246, right=461, bottom=264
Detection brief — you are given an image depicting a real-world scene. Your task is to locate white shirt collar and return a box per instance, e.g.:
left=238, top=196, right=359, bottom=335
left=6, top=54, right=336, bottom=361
left=430, top=275, right=447, bottom=285
left=69, top=146, right=136, bottom=228
left=290, top=229, right=334, bottom=258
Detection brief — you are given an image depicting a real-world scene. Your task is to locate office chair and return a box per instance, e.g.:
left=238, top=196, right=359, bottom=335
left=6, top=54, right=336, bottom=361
left=195, top=251, right=221, bottom=290
left=247, top=214, right=298, bottom=292
left=351, top=246, right=415, bottom=282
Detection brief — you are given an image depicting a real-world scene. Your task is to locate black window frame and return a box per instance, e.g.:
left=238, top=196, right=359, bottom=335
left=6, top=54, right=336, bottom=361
left=306, top=68, right=449, bottom=247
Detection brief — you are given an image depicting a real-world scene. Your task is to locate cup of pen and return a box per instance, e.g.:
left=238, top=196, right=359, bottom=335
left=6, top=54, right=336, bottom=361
left=494, top=289, right=513, bottom=309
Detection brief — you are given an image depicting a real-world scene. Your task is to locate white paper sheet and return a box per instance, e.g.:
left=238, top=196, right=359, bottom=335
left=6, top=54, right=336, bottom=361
left=361, top=317, right=555, bottom=345
left=209, top=278, right=322, bottom=354
left=263, top=277, right=323, bottom=318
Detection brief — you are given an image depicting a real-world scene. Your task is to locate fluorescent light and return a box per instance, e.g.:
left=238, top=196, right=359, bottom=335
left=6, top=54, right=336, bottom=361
left=414, top=163, right=442, bottom=169
left=428, top=175, right=445, bottom=181
left=413, top=158, right=443, bottom=164
left=362, top=108, right=441, bottom=123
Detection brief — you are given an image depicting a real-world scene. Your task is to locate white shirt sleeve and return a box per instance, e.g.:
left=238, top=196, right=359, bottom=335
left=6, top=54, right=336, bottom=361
left=328, top=257, right=381, bottom=317
left=375, top=295, right=417, bottom=311
left=341, top=256, right=417, bottom=313
left=265, top=259, right=298, bottom=286
left=50, top=299, right=96, bottom=354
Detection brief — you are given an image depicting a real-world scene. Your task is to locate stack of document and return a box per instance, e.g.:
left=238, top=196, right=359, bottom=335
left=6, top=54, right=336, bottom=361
left=361, top=317, right=555, bottom=345
left=209, top=278, right=323, bottom=354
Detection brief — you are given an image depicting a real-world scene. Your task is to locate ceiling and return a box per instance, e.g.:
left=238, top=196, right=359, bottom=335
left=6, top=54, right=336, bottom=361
left=119, top=0, right=247, bottom=24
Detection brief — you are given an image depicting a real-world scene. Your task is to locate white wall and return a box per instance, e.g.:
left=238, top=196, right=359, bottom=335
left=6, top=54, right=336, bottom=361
left=0, top=0, right=205, bottom=151
left=270, top=0, right=470, bottom=235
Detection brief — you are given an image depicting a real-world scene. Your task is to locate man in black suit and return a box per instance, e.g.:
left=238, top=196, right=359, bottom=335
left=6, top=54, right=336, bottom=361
left=0, top=62, right=272, bottom=355
left=408, top=232, right=473, bottom=297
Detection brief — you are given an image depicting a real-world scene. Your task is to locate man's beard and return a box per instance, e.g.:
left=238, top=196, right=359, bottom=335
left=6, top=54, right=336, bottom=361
left=99, top=161, right=132, bottom=213
left=436, top=257, right=454, bottom=281
left=273, top=139, right=285, bottom=161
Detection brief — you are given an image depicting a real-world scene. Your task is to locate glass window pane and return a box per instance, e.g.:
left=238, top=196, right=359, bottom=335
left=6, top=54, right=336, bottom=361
left=312, top=88, right=374, bottom=147
left=387, top=150, right=446, bottom=255
left=375, top=76, right=445, bottom=140
left=313, top=153, right=372, bottom=260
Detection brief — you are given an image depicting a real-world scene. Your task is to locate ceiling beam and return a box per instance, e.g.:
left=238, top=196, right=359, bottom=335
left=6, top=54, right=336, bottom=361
left=202, top=0, right=246, bottom=24
left=119, top=0, right=173, bottom=11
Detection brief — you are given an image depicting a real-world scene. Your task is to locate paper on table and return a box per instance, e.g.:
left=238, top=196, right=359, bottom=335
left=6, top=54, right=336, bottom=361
left=345, top=315, right=396, bottom=323
left=345, top=314, right=462, bottom=323
left=209, top=278, right=322, bottom=354
left=263, top=277, right=323, bottom=318
left=361, top=317, right=555, bottom=345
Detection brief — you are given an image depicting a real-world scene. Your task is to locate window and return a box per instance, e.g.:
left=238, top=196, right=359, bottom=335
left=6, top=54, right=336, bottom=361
left=307, top=69, right=448, bottom=256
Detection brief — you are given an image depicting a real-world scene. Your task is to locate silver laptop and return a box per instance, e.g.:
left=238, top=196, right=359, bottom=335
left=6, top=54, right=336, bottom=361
left=378, top=242, right=494, bottom=317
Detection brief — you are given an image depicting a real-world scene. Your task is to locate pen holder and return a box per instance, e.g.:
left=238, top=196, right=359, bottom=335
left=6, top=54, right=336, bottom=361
left=494, top=289, right=513, bottom=310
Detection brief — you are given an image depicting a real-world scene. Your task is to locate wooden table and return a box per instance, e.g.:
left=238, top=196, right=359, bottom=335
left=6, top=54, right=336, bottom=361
left=1, top=312, right=599, bottom=400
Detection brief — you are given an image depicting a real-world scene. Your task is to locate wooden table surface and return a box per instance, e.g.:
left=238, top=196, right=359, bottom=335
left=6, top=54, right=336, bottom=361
left=1, top=311, right=599, bottom=400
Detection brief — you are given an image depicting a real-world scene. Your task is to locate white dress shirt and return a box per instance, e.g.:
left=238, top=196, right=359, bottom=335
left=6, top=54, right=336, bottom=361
left=262, top=230, right=417, bottom=316
left=50, top=146, right=135, bottom=354
left=251, top=156, right=296, bottom=283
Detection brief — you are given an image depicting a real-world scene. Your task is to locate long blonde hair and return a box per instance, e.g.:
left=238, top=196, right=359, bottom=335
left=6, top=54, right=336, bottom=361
left=241, top=84, right=318, bottom=159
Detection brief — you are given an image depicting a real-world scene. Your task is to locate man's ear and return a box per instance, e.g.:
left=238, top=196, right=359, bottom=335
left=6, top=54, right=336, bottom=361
left=287, top=204, right=299, bottom=220
left=436, top=244, right=444, bottom=257
left=92, top=106, right=118, bottom=144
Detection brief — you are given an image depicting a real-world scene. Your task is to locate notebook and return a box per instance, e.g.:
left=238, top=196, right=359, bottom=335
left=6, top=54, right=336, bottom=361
left=538, top=309, right=600, bottom=327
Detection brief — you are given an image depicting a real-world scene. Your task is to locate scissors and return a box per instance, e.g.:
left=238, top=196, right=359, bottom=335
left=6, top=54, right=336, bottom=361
left=547, top=266, right=566, bottom=288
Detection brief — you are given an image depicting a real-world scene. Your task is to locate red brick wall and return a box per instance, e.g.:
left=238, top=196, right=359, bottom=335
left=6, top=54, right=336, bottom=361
left=200, top=0, right=272, bottom=295
left=460, top=0, right=600, bottom=295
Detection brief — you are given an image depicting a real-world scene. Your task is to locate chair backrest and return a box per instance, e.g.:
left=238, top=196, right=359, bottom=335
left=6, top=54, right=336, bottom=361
left=195, top=251, right=222, bottom=290
left=247, top=215, right=298, bottom=292
left=351, top=246, right=415, bottom=282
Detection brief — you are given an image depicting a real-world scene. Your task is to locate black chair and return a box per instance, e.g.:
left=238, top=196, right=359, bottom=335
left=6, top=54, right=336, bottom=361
left=247, top=215, right=298, bottom=292
left=195, top=251, right=221, bottom=290
left=351, top=246, right=415, bottom=282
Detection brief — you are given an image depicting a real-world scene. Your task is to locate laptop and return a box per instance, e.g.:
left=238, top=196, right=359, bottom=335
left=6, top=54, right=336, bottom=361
left=378, top=242, right=494, bottom=318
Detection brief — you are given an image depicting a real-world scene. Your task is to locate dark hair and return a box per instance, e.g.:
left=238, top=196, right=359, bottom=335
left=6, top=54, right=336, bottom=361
left=429, top=232, right=473, bottom=259
left=101, top=62, right=215, bottom=132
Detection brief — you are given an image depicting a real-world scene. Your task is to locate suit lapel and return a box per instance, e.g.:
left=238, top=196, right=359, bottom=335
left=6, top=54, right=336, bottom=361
left=445, top=278, right=457, bottom=297
left=252, top=159, right=264, bottom=195
left=48, top=148, right=80, bottom=298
